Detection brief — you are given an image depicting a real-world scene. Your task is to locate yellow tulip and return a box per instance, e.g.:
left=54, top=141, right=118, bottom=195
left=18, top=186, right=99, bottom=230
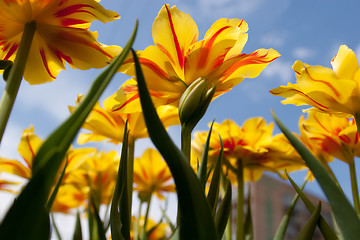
left=270, top=45, right=360, bottom=117
left=70, top=94, right=180, bottom=144
left=0, top=0, right=121, bottom=84
left=106, top=4, right=280, bottom=113
left=300, top=111, right=360, bottom=164
left=133, top=149, right=175, bottom=201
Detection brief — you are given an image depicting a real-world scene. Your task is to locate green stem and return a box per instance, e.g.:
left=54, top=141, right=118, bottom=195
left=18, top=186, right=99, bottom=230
left=136, top=201, right=143, bottom=240
left=236, top=159, right=244, bottom=240
left=181, top=124, right=192, bottom=162
left=349, top=160, right=360, bottom=215
left=142, top=195, right=152, bottom=240
left=221, top=170, right=232, bottom=240
left=128, top=136, right=135, bottom=219
left=0, top=21, right=36, bottom=143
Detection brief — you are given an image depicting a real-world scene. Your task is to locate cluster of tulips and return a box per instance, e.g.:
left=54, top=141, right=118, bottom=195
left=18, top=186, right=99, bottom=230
left=0, top=1, right=360, bottom=240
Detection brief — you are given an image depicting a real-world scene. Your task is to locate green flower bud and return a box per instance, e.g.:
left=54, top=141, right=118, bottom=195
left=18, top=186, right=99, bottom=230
left=179, top=77, right=216, bottom=129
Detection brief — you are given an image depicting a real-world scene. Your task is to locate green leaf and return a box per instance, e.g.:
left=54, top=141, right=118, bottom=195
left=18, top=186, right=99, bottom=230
left=0, top=22, right=137, bottom=240
left=73, top=211, right=83, bottom=240
left=274, top=180, right=307, bottom=240
left=286, top=173, right=337, bottom=240
left=215, top=179, right=232, bottom=239
left=272, top=110, right=359, bottom=239
left=197, top=119, right=215, bottom=190
left=134, top=49, right=218, bottom=240
left=46, top=158, right=68, bottom=211
left=110, top=121, right=130, bottom=240
left=160, top=206, right=176, bottom=232
left=51, top=213, right=62, bottom=240
left=207, top=135, right=223, bottom=215
left=90, top=196, right=107, bottom=240
left=297, top=201, right=322, bottom=240
left=244, top=188, right=253, bottom=240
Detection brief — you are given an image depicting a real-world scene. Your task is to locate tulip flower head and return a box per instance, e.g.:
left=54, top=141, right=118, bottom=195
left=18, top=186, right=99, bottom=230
left=0, top=0, right=121, bottom=84
left=133, top=149, right=175, bottom=201
left=70, top=94, right=180, bottom=144
left=270, top=45, right=360, bottom=118
left=106, top=4, right=280, bottom=114
left=300, top=111, right=360, bottom=164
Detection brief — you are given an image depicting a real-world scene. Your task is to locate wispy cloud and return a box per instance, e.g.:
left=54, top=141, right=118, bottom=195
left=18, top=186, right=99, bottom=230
left=262, top=60, right=293, bottom=83
left=260, top=31, right=287, bottom=47
left=292, top=47, right=316, bottom=59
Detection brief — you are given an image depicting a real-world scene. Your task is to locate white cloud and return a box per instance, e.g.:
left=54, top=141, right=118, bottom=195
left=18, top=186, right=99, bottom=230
left=292, top=47, right=315, bottom=59
left=260, top=32, right=286, bottom=47
left=0, top=122, right=23, bottom=159
left=262, top=60, right=293, bottom=83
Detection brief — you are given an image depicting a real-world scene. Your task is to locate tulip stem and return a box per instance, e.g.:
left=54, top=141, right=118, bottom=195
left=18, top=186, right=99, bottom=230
left=349, top=160, right=360, bottom=215
left=181, top=124, right=192, bottom=162
left=128, top=137, right=135, bottom=218
left=0, top=21, right=36, bottom=144
left=142, top=195, right=152, bottom=240
left=236, top=159, right=244, bottom=240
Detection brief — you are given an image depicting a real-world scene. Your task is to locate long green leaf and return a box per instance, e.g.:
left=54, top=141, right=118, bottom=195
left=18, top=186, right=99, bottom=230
left=134, top=49, right=218, bottom=240
left=197, top=119, right=215, bottom=189
left=215, top=178, right=232, bottom=239
left=286, top=173, right=337, bottom=240
left=274, top=180, right=307, bottom=240
left=272, top=110, right=360, bottom=240
left=297, top=201, right=321, bottom=240
left=0, top=22, right=137, bottom=240
left=46, top=158, right=68, bottom=211
left=73, top=211, right=83, bottom=240
left=207, top=135, right=223, bottom=215
left=90, top=196, right=107, bottom=240
left=110, top=121, right=130, bottom=240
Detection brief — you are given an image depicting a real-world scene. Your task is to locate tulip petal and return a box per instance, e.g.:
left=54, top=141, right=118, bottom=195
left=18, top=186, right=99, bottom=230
left=153, top=4, right=198, bottom=76
left=331, top=45, right=359, bottom=79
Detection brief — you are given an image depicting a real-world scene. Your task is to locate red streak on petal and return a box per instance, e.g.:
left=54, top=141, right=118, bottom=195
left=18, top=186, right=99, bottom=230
left=238, top=19, right=244, bottom=27
left=139, top=58, right=170, bottom=80
left=269, top=88, right=329, bottom=110
left=40, top=49, right=56, bottom=79
left=304, top=67, right=341, bottom=98
left=93, top=109, right=116, bottom=127
left=165, top=4, right=184, bottom=69
left=1, top=161, right=29, bottom=178
left=156, top=42, right=175, bottom=65
left=123, top=85, right=137, bottom=93
left=112, top=93, right=139, bottom=112
left=25, top=134, right=34, bottom=169
left=56, top=49, right=73, bottom=64
left=221, top=51, right=279, bottom=81
left=339, top=135, right=351, bottom=144
left=4, top=43, right=18, bottom=60
left=55, top=4, right=95, bottom=18
left=62, top=18, right=89, bottom=27
left=60, top=31, right=113, bottom=58
left=197, top=26, right=230, bottom=70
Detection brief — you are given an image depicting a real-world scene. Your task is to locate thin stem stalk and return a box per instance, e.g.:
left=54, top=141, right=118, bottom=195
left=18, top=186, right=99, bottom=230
left=349, top=160, right=360, bottom=215
left=236, top=159, right=244, bottom=240
left=0, top=21, right=36, bottom=143
left=181, top=124, right=192, bottom=162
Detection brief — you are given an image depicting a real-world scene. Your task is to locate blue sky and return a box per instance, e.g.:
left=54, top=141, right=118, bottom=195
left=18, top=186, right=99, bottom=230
left=1, top=0, right=360, bottom=234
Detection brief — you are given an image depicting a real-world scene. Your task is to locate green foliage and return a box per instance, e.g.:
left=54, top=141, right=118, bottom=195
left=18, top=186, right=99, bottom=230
left=110, top=121, right=130, bottom=240
left=134, top=49, right=218, bottom=240
left=0, top=21, right=137, bottom=240
left=272, top=110, right=360, bottom=240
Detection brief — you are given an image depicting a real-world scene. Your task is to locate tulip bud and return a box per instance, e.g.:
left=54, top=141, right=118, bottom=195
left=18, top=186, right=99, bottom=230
left=179, top=77, right=216, bottom=129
